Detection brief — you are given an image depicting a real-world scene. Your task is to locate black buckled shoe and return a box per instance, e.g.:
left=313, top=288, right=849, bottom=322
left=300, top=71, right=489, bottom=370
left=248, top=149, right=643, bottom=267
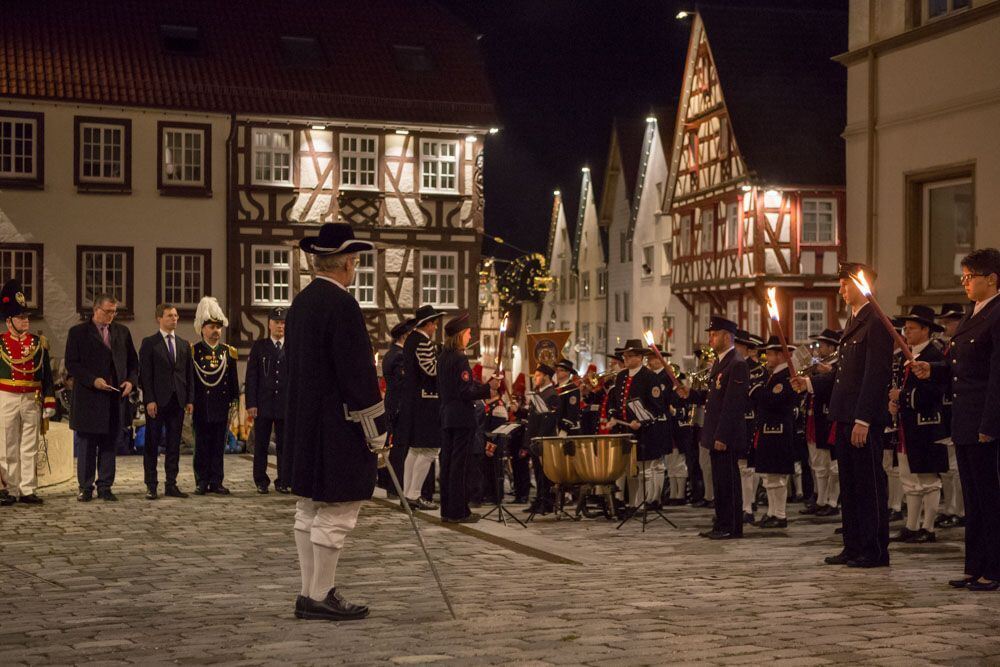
left=145, top=487, right=159, bottom=500
left=212, top=485, right=231, bottom=495
left=165, top=486, right=189, bottom=498
left=77, top=489, right=94, bottom=502
left=948, top=577, right=974, bottom=589
left=18, top=494, right=43, bottom=505
left=1, top=492, right=16, bottom=507
left=824, top=551, right=854, bottom=566
left=743, top=512, right=755, bottom=524
left=907, top=529, right=936, bottom=543
left=294, top=595, right=307, bottom=618
left=890, top=527, right=918, bottom=542
left=97, top=489, right=118, bottom=502
left=299, top=588, right=369, bottom=621
left=275, top=484, right=291, bottom=495
left=256, top=485, right=269, bottom=494
left=799, top=504, right=819, bottom=515
left=194, top=485, right=208, bottom=496
left=967, top=579, right=999, bottom=592
left=816, top=505, right=840, bottom=517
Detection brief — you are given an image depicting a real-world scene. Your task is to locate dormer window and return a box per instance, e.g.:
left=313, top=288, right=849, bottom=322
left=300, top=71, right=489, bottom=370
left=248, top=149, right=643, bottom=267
left=160, top=24, right=201, bottom=55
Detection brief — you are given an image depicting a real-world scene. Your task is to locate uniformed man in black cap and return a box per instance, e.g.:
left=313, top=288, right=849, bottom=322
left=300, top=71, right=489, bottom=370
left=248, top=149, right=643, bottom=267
left=933, top=303, right=966, bottom=528
left=679, top=316, right=749, bottom=539
left=524, top=362, right=558, bottom=514
left=246, top=306, right=289, bottom=494
left=752, top=337, right=798, bottom=528
left=191, top=296, right=240, bottom=495
left=378, top=317, right=415, bottom=497
left=801, top=328, right=841, bottom=517
left=735, top=329, right=764, bottom=522
left=553, top=359, right=582, bottom=435
left=792, top=262, right=893, bottom=568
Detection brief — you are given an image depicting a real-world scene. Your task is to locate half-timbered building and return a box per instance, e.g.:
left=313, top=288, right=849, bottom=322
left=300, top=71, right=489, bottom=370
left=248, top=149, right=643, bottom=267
left=0, top=0, right=495, bottom=358
left=663, top=6, right=847, bottom=348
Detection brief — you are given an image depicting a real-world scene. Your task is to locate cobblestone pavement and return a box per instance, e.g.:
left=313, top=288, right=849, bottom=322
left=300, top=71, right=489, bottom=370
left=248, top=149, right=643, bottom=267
left=3, top=455, right=1000, bottom=666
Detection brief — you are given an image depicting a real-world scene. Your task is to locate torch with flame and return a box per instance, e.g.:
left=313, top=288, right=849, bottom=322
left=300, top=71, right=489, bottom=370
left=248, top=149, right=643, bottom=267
left=495, top=312, right=510, bottom=376
left=765, top=287, right=797, bottom=374
left=849, top=270, right=915, bottom=363
left=644, top=329, right=680, bottom=388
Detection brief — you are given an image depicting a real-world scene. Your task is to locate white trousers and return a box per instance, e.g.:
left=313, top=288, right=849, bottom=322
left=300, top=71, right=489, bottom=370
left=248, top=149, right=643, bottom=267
left=0, top=392, right=40, bottom=497
left=403, top=447, right=438, bottom=500
left=294, top=498, right=363, bottom=600
left=665, top=450, right=687, bottom=500
left=762, top=473, right=788, bottom=519
left=626, top=458, right=665, bottom=508
left=898, top=453, right=942, bottom=533
left=699, top=446, right=714, bottom=501
left=882, top=449, right=903, bottom=511
left=808, top=443, right=840, bottom=508
left=941, top=444, right=965, bottom=517
left=737, top=458, right=758, bottom=513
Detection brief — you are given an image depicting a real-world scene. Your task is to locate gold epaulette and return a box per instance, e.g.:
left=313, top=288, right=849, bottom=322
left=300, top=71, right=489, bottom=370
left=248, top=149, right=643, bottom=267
left=38, top=334, right=49, bottom=351
left=228, top=345, right=238, bottom=360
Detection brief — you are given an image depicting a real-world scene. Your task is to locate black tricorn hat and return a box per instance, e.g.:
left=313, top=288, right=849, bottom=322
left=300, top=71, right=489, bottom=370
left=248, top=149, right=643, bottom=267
left=390, top=317, right=417, bottom=341
left=413, top=304, right=447, bottom=327
left=705, top=316, right=738, bottom=335
left=899, top=305, right=944, bottom=333
left=300, top=223, right=374, bottom=256
left=937, top=303, right=966, bottom=320
left=0, top=280, right=28, bottom=319
left=268, top=307, right=287, bottom=321
left=555, top=359, right=577, bottom=375
left=444, top=311, right=471, bottom=337
left=809, top=328, right=842, bottom=345
left=734, top=329, right=755, bottom=347
left=761, top=336, right=797, bottom=352
left=619, top=339, right=652, bottom=355
left=535, top=363, right=555, bottom=378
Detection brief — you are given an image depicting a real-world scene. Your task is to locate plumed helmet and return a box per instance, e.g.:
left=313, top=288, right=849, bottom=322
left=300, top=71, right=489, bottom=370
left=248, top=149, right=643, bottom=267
left=194, top=296, right=228, bottom=333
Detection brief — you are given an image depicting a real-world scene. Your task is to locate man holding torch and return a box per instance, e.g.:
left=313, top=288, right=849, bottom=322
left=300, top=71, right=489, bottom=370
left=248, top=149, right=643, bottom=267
left=791, top=262, right=893, bottom=568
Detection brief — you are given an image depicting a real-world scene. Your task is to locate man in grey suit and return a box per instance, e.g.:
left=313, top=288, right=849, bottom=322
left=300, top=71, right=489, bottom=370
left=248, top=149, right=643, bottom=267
left=139, top=303, right=193, bottom=500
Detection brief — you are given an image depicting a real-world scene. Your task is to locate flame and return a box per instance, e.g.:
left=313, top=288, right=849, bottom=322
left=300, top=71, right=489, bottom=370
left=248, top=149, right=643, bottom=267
left=851, top=270, right=873, bottom=297
left=643, top=330, right=655, bottom=346
left=766, top=287, right=780, bottom=321
left=499, top=313, right=509, bottom=333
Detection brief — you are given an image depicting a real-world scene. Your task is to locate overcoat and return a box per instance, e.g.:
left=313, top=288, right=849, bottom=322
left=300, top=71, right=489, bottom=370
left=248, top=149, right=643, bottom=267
left=752, top=365, right=797, bottom=474
left=897, top=342, right=948, bottom=472
left=394, top=330, right=441, bottom=447
left=65, top=320, right=138, bottom=434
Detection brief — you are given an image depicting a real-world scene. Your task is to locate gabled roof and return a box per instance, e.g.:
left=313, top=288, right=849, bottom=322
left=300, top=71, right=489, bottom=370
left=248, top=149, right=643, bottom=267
left=615, top=118, right=648, bottom=202
left=0, top=0, right=496, bottom=127
left=697, top=4, right=846, bottom=186
left=571, top=168, right=592, bottom=273
left=545, top=192, right=563, bottom=268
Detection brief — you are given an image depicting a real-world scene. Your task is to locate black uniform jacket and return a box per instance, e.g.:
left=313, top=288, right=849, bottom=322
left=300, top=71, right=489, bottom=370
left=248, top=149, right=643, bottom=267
left=608, top=367, right=669, bottom=461
left=524, top=383, right=558, bottom=444
left=139, top=331, right=193, bottom=409
left=245, top=338, right=287, bottom=420
left=65, top=320, right=138, bottom=435
left=744, top=359, right=766, bottom=453
left=808, top=362, right=838, bottom=451
left=554, top=381, right=582, bottom=434
left=284, top=278, right=387, bottom=503
left=438, top=348, right=491, bottom=429
left=812, top=303, right=892, bottom=427
left=381, top=342, right=405, bottom=426
left=930, top=296, right=1000, bottom=446
left=394, top=330, right=441, bottom=448
left=751, top=365, right=797, bottom=474
left=191, top=341, right=240, bottom=424
left=897, top=342, right=948, bottom=473
left=669, top=388, right=695, bottom=454
left=689, top=348, right=749, bottom=453
left=580, top=386, right=604, bottom=435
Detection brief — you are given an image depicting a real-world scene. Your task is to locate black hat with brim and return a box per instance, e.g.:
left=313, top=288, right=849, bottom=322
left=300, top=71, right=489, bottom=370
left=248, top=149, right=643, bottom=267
left=0, top=280, right=29, bottom=319
left=838, top=261, right=878, bottom=281
left=606, top=351, right=624, bottom=362
left=706, top=316, right=738, bottom=335
left=536, top=363, right=555, bottom=378
left=555, top=359, right=577, bottom=375
left=444, top=311, right=471, bottom=337
left=899, top=305, right=944, bottom=333
left=809, top=328, right=841, bottom=345
left=268, top=307, right=287, bottom=321
left=390, top=317, right=416, bottom=341
left=300, top=223, right=374, bottom=255
left=619, top=339, right=652, bottom=355
left=937, top=303, right=966, bottom=320
left=761, top=335, right=797, bottom=352
left=413, top=304, right=447, bottom=327
left=734, top=329, right=755, bottom=347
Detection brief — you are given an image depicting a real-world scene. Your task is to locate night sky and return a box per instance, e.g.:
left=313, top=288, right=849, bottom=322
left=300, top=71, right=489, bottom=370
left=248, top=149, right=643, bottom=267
left=436, top=0, right=848, bottom=260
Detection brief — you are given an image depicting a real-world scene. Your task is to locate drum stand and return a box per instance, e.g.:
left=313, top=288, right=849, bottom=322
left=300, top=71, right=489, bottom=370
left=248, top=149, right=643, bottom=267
left=616, top=459, right=678, bottom=532
left=480, top=452, right=526, bottom=528
left=526, top=483, right=579, bottom=522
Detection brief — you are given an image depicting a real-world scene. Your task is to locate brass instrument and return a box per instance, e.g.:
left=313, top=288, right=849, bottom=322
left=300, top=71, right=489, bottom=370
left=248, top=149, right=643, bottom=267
left=797, top=352, right=838, bottom=376
left=587, top=370, right=617, bottom=388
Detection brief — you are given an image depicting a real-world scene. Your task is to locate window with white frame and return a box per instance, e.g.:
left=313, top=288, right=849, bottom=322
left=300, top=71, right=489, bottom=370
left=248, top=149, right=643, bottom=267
left=79, top=121, right=126, bottom=184
left=597, top=270, right=608, bottom=297
left=614, top=293, right=621, bottom=322
left=420, top=140, right=458, bottom=193
left=252, top=129, right=293, bottom=185
left=0, top=114, right=40, bottom=181
left=162, top=126, right=205, bottom=186
left=158, top=250, right=209, bottom=309
left=340, top=134, right=378, bottom=189
left=80, top=247, right=131, bottom=311
left=252, top=246, right=292, bottom=305
left=927, top=0, right=971, bottom=21
left=680, top=215, right=691, bottom=255
left=421, top=252, right=457, bottom=307
left=748, top=299, right=762, bottom=337
left=801, top=198, right=836, bottom=244
left=348, top=251, right=377, bottom=307
left=793, top=298, right=827, bottom=342
left=921, top=176, right=973, bottom=291
left=581, top=271, right=591, bottom=298
left=726, top=300, right=739, bottom=326
left=660, top=242, right=672, bottom=277
left=642, top=315, right=654, bottom=333
left=726, top=203, right=739, bottom=248
left=623, top=291, right=630, bottom=322
left=641, top=245, right=654, bottom=277
left=596, top=324, right=607, bottom=355
left=581, top=323, right=591, bottom=347
left=700, top=210, right=714, bottom=253
left=0, top=245, right=41, bottom=308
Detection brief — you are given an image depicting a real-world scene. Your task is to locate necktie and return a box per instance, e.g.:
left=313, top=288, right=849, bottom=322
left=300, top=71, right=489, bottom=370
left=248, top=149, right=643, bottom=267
left=275, top=341, right=282, bottom=352
left=100, top=325, right=110, bottom=348
left=167, top=334, right=176, bottom=362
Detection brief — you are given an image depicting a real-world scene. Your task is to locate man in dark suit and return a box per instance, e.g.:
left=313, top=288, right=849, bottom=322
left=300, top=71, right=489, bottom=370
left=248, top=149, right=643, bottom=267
left=284, top=223, right=388, bottom=621
left=138, top=303, right=193, bottom=500
left=679, top=316, right=748, bottom=539
left=793, top=262, right=893, bottom=568
left=65, top=294, right=139, bottom=502
left=378, top=317, right=414, bottom=497
left=246, top=307, right=289, bottom=494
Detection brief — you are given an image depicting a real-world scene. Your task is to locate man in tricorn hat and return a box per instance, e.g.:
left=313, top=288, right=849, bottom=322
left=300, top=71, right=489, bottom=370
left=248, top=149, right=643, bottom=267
left=0, top=280, right=55, bottom=505
left=284, top=222, right=388, bottom=621
left=246, top=306, right=289, bottom=494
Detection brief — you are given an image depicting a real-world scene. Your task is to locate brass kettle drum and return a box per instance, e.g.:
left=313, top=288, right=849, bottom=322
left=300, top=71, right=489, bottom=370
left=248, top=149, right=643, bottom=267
left=532, top=434, right=636, bottom=486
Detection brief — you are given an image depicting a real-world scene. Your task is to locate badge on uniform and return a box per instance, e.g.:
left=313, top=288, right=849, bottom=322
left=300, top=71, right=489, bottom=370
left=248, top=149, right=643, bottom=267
left=651, top=386, right=661, bottom=398
left=569, top=395, right=578, bottom=405
left=715, top=374, right=722, bottom=389
left=772, top=383, right=784, bottom=394
left=461, top=370, right=470, bottom=382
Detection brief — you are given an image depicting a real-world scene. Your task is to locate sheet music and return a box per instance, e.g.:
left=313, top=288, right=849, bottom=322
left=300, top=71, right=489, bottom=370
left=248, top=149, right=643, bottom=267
left=627, top=398, right=655, bottom=424
left=490, top=423, right=522, bottom=436
left=528, top=392, right=550, bottom=414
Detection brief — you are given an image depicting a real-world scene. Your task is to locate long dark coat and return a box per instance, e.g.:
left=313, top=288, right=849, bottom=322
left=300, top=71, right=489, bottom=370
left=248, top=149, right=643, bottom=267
left=244, top=338, right=287, bottom=420
left=897, top=342, right=948, bottom=472
left=752, top=366, right=797, bottom=475
left=64, top=320, right=138, bottom=435
left=394, top=330, right=441, bottom=447
left=690, top=348, right=749, bottom=454
left=807, top=361, right=838, bottom=452
left=608, top=367, right=669, bottom=461
left=284, top=278, right=387, bottom=503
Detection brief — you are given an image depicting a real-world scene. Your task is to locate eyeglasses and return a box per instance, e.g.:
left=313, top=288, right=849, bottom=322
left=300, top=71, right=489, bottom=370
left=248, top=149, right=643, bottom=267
left=98, top=307, right=118, bottom=315
left=960, top=273, right=985, bottom=285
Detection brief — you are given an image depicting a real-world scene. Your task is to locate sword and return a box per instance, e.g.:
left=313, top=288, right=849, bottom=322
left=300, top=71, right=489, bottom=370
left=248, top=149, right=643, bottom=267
left=381, top=451, right=457, bottom=620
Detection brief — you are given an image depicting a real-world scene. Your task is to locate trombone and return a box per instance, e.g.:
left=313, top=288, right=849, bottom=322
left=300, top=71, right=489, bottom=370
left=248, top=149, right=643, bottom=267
left=797, top=352, right=838, bottom=376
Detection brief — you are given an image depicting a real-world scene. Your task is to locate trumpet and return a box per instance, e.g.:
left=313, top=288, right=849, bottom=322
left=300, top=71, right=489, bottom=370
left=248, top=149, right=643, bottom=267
left=797, top=352, right=838, bottom=376
left=586, top=370, right=617, bottom=388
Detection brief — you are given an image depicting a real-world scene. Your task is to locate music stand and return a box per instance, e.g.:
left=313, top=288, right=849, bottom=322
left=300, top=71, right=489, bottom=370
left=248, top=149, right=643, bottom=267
left=617, top=447, right=678, bottom=532
left=480, top=423, right=526, bottom=528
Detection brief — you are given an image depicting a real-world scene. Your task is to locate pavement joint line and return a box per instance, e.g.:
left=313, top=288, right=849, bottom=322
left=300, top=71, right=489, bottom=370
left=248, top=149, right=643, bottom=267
left=368, top=496, right=582, bottom=566
left=0, top=561, right=68, bottom=589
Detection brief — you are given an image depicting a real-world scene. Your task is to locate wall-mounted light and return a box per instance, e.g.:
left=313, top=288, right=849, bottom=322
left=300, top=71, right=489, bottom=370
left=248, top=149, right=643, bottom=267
left=645, top=116, right=657, bottom=123
left=553, top=190, right=561, bottom=196
left=310, top=124, right=327, bottom=131
left=741, top=184, right=753, bottom=192
left=395, top=129, right=409, bottom=135
left=488, top=127, right=500, bottom=135
left=465, top=135, right=478, bottom=143
left=581, top=167, right=590, bottom=173
left=676, top=11, right=691, bottom=19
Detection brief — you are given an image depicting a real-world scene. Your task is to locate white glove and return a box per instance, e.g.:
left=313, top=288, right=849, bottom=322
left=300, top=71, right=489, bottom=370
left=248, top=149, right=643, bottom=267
left=43, top=408, right=56, bottom=419
left=366, top=432, right=387, bottom=452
